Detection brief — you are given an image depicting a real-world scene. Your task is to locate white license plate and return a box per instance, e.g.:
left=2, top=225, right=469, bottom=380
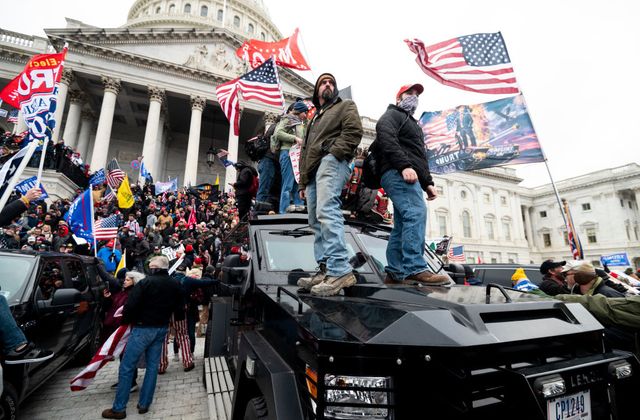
left=547, top=390, right=591, bottom=420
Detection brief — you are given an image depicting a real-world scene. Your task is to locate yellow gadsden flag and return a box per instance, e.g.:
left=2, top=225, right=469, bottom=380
left=117, top=176, right=134, bottom=209
left=214, top=174, right=220, bottom=186
left=115, top=249, right=126, bottom=274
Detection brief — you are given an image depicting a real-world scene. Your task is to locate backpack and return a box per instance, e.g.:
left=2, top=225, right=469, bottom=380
left=245, top=123, right=277, bottom=161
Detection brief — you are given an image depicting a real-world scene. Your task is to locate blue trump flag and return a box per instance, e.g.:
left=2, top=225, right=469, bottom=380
left=89, top=168, right=106, bottom=186
left=64, top=188, right=94, bottom=241
left=15, top=176, right=49, bottom=201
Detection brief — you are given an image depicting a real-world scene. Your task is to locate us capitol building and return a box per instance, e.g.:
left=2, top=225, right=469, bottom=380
left=1, top=0, right=638, bottom=267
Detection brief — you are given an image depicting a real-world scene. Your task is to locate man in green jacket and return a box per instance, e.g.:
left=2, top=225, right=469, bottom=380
left=555, top=293, right=640, bottom=352
left=297, top=73, right=363, bottom=296
left=271, top=100, right=308, bottom=214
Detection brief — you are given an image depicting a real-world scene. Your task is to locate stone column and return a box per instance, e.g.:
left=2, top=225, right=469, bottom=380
left=522, top=206, right=535, bottom=249
left=184, top=96, right=206, bottom=186
left=90, top=77, right=121, bottom=171
left=153, top=112, right=166, bottom=181
left=76, top=109, right=95, bottom=160
left=52, top=69, right=74, bottom=142
left=13, top=110, right=27, bottom=134
left=62, top=90, right=84, bottom=148
left=225, top=124, right=239, bottom=190
left=140, top=86, right=164, bottom=183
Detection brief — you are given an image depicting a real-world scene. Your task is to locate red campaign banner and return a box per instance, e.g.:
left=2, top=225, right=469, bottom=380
left=235, top=28, right=310, bottom=71
left=0, top=50, right=66, bottom=108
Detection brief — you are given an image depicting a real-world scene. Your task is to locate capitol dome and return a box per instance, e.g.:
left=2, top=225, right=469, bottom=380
left=124, top=0, right=282, bottom=42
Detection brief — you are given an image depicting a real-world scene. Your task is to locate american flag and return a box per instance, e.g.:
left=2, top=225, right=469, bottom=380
left=215, top=57, right=284, bottom=136
left=423, top=111, right=460, bottom=152
left=7, top=109, right=19, bottom=123
left=448, top=245, right=466, bottom=262
left=405, top=33, right=519, bottom=95
left=102, top=185, right=116, bottom=202
left=106, top=158, right=125, bottom=189
left=70, top=325, right=131, bottom=391
left=93, top=215, right=119, bottom=240
left=562, top=199, right=584, bottom=260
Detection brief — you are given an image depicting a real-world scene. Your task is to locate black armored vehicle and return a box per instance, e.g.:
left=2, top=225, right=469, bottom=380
left=205, top=214, right=639, bottom=420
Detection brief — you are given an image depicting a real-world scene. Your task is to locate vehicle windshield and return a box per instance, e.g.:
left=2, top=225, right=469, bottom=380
left=0, top=256, right=35, bottom=304
left=357, top=233, right=445, bottom=274
left=261, top=229, right=373, bottom=273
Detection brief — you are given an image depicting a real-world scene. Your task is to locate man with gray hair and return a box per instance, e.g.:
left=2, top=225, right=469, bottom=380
left=102, top=255, right=185, bottom=419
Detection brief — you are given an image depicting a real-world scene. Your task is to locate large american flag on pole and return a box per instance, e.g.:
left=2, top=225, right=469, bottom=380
left=215, top=57, right=284, bottom=135
left=405, top=32, right=519, bottom=95
left=93, top=215, right=119, bottom=240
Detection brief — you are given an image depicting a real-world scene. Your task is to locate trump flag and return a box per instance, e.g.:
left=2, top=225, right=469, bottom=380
left=64, top=188, right=94, bottom=242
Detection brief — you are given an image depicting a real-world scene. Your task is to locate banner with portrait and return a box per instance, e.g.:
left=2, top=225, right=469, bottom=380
left=419, top=94, right=544, bottom=174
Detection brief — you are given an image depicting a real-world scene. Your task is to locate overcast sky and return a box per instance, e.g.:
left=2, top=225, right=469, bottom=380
left=1, top=0, right=638, bottom=186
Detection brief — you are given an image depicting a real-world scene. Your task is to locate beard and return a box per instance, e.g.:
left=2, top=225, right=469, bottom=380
left=321, top=87, right=334, bottom=101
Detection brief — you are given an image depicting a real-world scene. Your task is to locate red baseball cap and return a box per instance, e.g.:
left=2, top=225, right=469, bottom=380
left=396, top=83, right=424, bottom=101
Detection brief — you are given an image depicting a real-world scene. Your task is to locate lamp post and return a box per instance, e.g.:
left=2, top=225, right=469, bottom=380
left=206, top=145, right=216, bottom=168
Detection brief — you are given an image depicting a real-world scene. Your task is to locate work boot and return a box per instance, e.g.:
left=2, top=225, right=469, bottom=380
left=297, top=263, right=327, bottom=290
left=383, top=273, right=400, bottom=285
left=101, top=409, right=126, bottom=419
left=405, top=270, right=450, bottom=285
left=311, top=272, right=357, bottom=296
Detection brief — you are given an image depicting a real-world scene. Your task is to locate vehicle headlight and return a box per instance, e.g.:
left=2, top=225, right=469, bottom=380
left=324, top=374, right=391, bottom=419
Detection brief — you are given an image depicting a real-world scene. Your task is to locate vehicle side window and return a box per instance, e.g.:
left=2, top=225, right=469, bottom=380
left=66, top=260, right=88, bottom=292
left=84, top=263, right=101, bottom=288
left=38, top=259, right=64, bottom=300
left=480, top=269, right=513, bottom=288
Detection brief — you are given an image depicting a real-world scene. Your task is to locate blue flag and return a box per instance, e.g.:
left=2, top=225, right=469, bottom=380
left=140, top=161, right=150, bottom=179
left=64, top=188, right=93, bottom=241
left=15, top=176, right=49, bottom=201
left=89, top=168, right=106, bottom=186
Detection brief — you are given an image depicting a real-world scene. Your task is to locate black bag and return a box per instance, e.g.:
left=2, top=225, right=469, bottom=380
left=361, top=147, right=381, bottom=190
left=361, top=115, right=411, bottom=190
left=244, top=135, right=270, bottom=161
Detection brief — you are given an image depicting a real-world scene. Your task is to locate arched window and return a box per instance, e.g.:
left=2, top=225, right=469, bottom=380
left=462, top=211, right=472, bottom=238
left=260, top=32, right=266, bottom=41
left=184, top=3, right=191, bottom=13
left=484, top=215, right=495, bottom=240
left=168, top=4, right=175, bottom=13
left=156, top=6, right=161, bottom=13
left=233, top=15, right=240, bottom=27
left=201, top=5, right=208, bottom=17
left=248, top=23, right=254, bottom=33
left=217, top=9, right=223, bottom=21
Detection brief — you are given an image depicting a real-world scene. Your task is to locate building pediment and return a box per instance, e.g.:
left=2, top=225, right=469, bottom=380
left=45, top=27, right=313, bottom=100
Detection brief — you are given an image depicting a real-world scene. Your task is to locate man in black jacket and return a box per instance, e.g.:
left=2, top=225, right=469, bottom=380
left=539, top=259, right=570, bottom=296
left=232, top=161, right=257, bottom=221
left=374, top=84, right=449, bottom=285
left=102, top=255, right=185, bottom=419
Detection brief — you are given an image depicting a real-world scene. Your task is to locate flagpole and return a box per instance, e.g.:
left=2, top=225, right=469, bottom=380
left=89, top=185, right=97, bottom=257
left=297, top=30, right=316, bottom=82
left=519, top=93, right=568, bottom=228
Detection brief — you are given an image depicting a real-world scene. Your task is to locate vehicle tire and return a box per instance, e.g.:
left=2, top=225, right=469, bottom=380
left=0, top=382, right=18, bottom=420
left=243, top=396, right=268, bottom=420
left=75, top=321, right=102, bottom=365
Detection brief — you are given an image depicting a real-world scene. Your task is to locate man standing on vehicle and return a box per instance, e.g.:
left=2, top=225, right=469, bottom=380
left=539, top=259, right=570, bottom=295
left=373, top=84, right=449, bottom=285
left=102, top=255, right=185, bottom=419
left=297, top=73, right=363, bottom=296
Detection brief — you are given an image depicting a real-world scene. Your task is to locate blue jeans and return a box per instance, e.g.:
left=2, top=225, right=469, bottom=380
left=380, top=170, right=429, bottom=279
left=279, top=150, right=303, bottom=214
left=113, top=326, right=167, bottom=412
left=306, top=154, right=352, bottom=277
left=0, top=295, right=27, bottom=354
left=256, top=157, right=275, bottom=203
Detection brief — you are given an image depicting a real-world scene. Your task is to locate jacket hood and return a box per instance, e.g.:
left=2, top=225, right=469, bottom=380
left=312, top=73, right=339, bottom=109
left=235, top=160, right=258, bottom=176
